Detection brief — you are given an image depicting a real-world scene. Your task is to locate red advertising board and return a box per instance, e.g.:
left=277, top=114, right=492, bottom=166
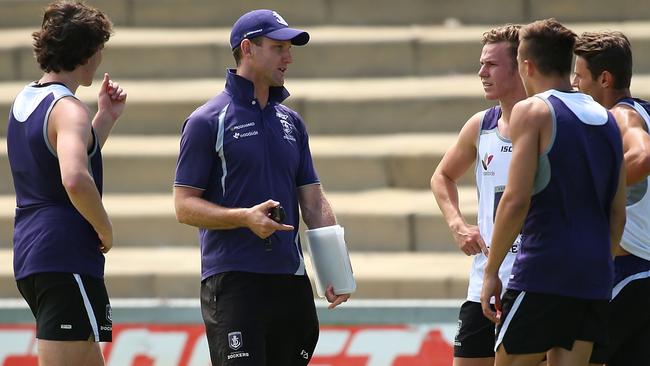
left=0, top=324, right=454, bottom=365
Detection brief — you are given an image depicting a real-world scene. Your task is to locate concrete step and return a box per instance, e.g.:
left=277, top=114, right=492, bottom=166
left=0, top=248, right=473, bottom=299
left=3, top=23, right=650, bottom=80
left=0, top=188, right=478, bottom=252
left=2, top=0, right=650, bottom=28
left=3, top=74, right=650, bottom=136
left=0, top=76, right=492, bottom=136
left=0, top=133, right=473, bottom=194
left=308, top=133, right=475, bottom=190
left=0, top=26, right=484, bottom=80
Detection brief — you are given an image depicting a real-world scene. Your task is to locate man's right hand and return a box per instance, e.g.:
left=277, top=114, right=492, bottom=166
left=452, top=224, right=488, bottom=256
left=246, top=200, right=294, bottom=239
left=480, top=271, right=502, bottom=324
left=97, top=224, right=113, bottom=254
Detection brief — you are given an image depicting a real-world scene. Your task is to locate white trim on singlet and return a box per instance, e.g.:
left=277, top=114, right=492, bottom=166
left=13, top=83, right=73, bottom=122
left=618, top=100, right=650, bottom=260
left=43, top=98, right=62, bottom=157
left=494, top=291, right=526, bottom=352
left=215, top=103, right=230, bottom=196
left=536, top=96, right=557, bottom=157
left=73, top=274, right=100, bottom=342
left=17, top=84, right=78, bottom=157
left=622, top=100, right=650, bottom=128
left=37, top=89, right=98, bottom=175
left=537, top=90, right=608, bottom=125
left=611, top=270, right=650, bottom=300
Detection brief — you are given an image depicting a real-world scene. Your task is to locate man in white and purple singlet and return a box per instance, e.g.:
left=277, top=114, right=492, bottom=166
left=573, top=31, right=650, bottom=366
left=480, top=19, right=627, bottom=366
left=432, top=24, right=526, bottom=366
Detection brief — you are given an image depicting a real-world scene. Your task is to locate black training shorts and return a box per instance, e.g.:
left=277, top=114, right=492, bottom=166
left=496, top=289, right=608, bottom=355
left=590, top=277, right=650, bottom=365
left=17, top=272, right=112, bottom=342
left=454, top=300, right=497, bottom=358
left=201, top=271, right=319, bottom=366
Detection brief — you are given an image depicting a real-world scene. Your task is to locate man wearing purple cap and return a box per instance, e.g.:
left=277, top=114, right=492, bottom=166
left=173, top=9, right=350, bottom=366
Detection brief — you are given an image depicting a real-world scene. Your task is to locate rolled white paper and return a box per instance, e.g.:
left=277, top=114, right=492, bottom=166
left=305, top=225, right=356, bottom=297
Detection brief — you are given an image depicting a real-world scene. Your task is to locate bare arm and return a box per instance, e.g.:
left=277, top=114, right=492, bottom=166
left=481, top=98, right=546, bottom=322
left=298, top=183, right=336, bottom=229
left=92, top=73, right=127, bottom=148
left=173, top=186, right=293, bottom=238
left=298, top=183, right=348, bottom=308
left=431, top=112, right=487, bottom=255
left=611, top=105, right=650, bottom=185
left=50, top=97, right=113, bottom=253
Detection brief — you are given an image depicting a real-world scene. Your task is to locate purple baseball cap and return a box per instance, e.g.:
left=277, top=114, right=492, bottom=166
left=229, top=9, right=310, bottom=50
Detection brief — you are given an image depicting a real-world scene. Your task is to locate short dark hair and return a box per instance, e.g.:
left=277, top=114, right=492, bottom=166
left=232, top=36, right=263, bottom=66
left=574, top=31, right=632, bottom=89
left=519, top=18, right=576, bottom=77
left=482, top=24, right=522, bottom=68
left=32, top=0, right=112, bottom=73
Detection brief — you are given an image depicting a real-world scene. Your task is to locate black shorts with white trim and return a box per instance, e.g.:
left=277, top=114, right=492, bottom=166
left=495, top=289, right=608, bottom=355
left=453, top=300, right=497, bottom=358
left=17, top=272, right=112, bottom=342
left=590, top=276, right=650, bottom=365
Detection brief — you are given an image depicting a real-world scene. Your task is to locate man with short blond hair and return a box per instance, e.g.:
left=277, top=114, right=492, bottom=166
left=432, top=24, right=526, bottom=366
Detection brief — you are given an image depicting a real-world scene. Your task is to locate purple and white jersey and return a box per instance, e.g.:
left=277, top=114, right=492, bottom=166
left=174, top=70, right=319, bottom=280
left=610, top=97, right=650, bottom=299
left=467, top=106, right=520, bottom=302
left=507, top=90, right=623, bottom=300
left=7, top=82, right=104, bottom=280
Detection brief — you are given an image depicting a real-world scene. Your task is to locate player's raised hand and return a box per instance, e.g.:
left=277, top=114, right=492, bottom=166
left=97, top=73, right=127, bottom=121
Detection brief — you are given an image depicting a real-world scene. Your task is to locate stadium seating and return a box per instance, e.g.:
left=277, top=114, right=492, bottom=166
left=1, top=0, right=649, bottom=299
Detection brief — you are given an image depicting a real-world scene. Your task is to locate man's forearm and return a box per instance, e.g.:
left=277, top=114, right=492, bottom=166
left=63, top=172, right=112, bottom=236
left=92, top=112, right=117, bottom=148
left=175, top=195, right=248, bottom=230
left=432, top=173, right=467, bottom=230
left=302, top=196, right=336, bottom=229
